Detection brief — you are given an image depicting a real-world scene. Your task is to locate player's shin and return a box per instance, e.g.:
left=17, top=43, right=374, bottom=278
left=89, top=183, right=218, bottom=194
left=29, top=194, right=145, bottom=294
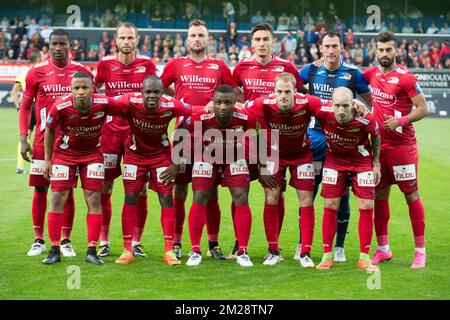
left=32, top=190, right=48, bottom=240
left=188, top=202, right=207, bottom=253
left=100, top=193, right=112, bottom=244
left=322, top=207, right=337, bottom=253
left=161, top=207, right=176, bottom=252
left=62, top=189, right=75, bottom=240
left=173, top=197, right=186, bottom=244
left=234, top=204, right=252, bottom=254
left=300, top=206, right=315, bottom=254
left=133, top=195, right=148, bottom=245
left=263, top=203, right=279, bottom=252
left=48, top=212, right=64, bottom=247
left=121, top=203, right=137, bottom=252
left=374, top=199, right=390, bottom=248
left=87, top=213, right=102, bottom=248
left=206, top=199, right=221, bottom=247
left=358, top=208, right=374, bottom=255
left=407, top=199, right=426, bottom=250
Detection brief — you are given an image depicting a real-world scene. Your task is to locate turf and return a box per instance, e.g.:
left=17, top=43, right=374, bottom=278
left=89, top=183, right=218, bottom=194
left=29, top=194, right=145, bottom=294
left=0, top=108, right=448, bottom=300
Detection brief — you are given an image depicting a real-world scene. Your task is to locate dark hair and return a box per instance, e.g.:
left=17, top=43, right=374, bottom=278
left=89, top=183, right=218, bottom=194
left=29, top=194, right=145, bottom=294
left=116, top=22, right=138, bottom=37
left=251, top=23, right=274, bottom=39
left=73, top=71, right=92, bottom=81
left=321, top=31, right=342, bottom=45
left=49, top=29, right=69, bottom=42
left=29, top=50, right=42, bottom=63
left=377, top=31, right=397, bottom=45
left=188, top=19, right=208, bottom=29
left=214, top=84, right=235, bottom=96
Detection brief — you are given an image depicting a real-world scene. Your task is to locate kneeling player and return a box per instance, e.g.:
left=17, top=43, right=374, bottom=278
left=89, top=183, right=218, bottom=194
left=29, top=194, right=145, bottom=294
left=42, top=72, right=119, bottom=265
left=113, top=75, right=192, bottom=266
left=185, top=85, right=258, bottom=267
left=312, top=87, right=381, bottom=272
left=243, top=73, right=317, bottom=268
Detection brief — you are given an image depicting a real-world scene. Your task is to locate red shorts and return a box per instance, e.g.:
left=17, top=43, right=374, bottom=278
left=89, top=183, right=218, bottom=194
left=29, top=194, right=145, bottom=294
left=123, top=159, right=174, bottom=195
left=321, top=166, right=375, bottom=200
left=175, top=158, right=193, bottom=185
left=101, top=134, right=127, bottom=180
left=192, top=160, right=250, bottom=190
left=50, top=162, right=105, bottom=192
left=260, top=153, right=315, bottom=192
left=29, top=146, right=49, bottom=187
left=377, top=144, right=419, bottom=193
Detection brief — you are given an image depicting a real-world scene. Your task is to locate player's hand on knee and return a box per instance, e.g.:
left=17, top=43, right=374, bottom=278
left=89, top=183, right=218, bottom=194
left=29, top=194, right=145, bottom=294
left=259, top=174, right=279, bottom=190
left=160, top=164, right=179, bottom=184
left=373, top=162, right=381, bottom=186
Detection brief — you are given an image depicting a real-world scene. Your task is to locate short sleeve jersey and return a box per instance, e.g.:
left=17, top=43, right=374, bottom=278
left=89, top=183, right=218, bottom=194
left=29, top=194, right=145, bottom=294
left=95, top=54, right=157, bottom=136
left=310, top=102, right=379, bottom=171
left=46, top=93, right=119, bottom=164
left=22, top=60, right=94, bottom=147
left=233, top=55, right=304, bottom=102
left=364, top=65, right=423, bottom=146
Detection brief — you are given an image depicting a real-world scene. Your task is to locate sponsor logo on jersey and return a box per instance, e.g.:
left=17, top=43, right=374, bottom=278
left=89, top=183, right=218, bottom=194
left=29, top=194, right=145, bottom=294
left=295, top=98, right=308, bottom=105
left=347, top=126, right=361, bottom=132
left=46, top=71, right=54, bottom=76
left=68, top=114, right=78, bottom=120
left=56, top=100, right=73, bottom=110
left=339, top=73, right=352, bottom=80
left=160, top=111, right=173, bottom=118
left=161, top=101, right=175, bottom=108
left=272, top=66, right=284, bottom=72
left=293, top=110, right=306, bottom=117
left=130, top=97, right=143, bottom=104
left=320, top=106, right=333, bottom=112
left=317, top=70, right=325, bottom=75
left=183, top=63, right=192, bottom=67
left=93, top=112, right=105, bottom=119
left=263, top=98, right=277, bottom=104
left=93, top=98, right=108, bottom=104
left=387, top=77, right=399, bottom=84
left=249, top=66, right=258, bottom=70
left=112, top=66, right=120, bottom=71
left=207, top=63, right=219, bottom=70
left=355, top=116, right=369, bottom=125
left=135, top=66, right=146, bottom=73
left=233, top=112, right=248, bottom=120
left=200, top=113, right=215, bottom=121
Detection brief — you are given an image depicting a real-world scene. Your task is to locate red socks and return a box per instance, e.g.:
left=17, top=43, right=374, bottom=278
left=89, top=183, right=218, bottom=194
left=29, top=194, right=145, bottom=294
left=133, top=195, right=148, bottom=243
left=263, top=203, right=279, bottom=252
left=206, top=199, right=221, bottom=242
left=322, top=208, right=337, bottom=253
left=234, top=204, right=252, bottom=253
left=277, top=196, right=285, bottom=237
left=87, top=213, right=102, bottom=247
left=374, top=199, right=390, bottom=246
left=32, top=190, right=47, bottom=240
left=188, top=202, right=206, bottom=252
left=358, top=208, right=374, bottom=254
left=48, top=212, right=64, bottom=247
left=300, top=206, right=315, bottom=254
left=173, top=197, right=186, bottom=244
left=231, top=202, right=238, bottom=240
left=408, top=199, right=426, bottom=248
left=100, top=193, right=112, bottom=242
left=121, top=203, right=137, bottom=252
left=62, top=189, right=75, bottom=240
left=161, top=207, right=175, bottom=252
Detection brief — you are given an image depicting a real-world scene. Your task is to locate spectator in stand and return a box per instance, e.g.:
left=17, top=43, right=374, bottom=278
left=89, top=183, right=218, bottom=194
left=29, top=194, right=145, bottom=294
left=27, top=19, right=40, bottom=40
left=327, top=3, right=338, bottom=22
left=216, top=48, right=230, bottom=64
left=114, top=1, right=128, bottom=21
left=238, top=44, right=251, bottom=60
left=223, top=2, right=235, bottom=23
left=439, top=41, right=450, bottom=61
left=427, top=22, right=440, bottom=35
left=38, top=14, right=52, bottom=26
left=277, top=13, right=289, bottom=31
left=345, top=28, right=354, bottom=46
left=388, top=21, right=399, bottom=33
left=98, top=42, right=106, bottom=58
left=41, top=45, right=50, bottom=60
left=305, top=25, right=318, bottom=45
left=309, top=43, right=319, bottom=60
left=1, top=17, right=10, bottom=29
left=402, top=22, right=414, bottom=33
left=416, top=22, right=425, bottom=33
left=163, top=34, right=173, bottom=49
left=351, top=43, right=364, bottom=65
left=333, top=18, right=346, bottom=39
left=102, top=9, right=114, bottom=28
left=316, top=16, right=328, bottom=32
left=151, top=7, right=163, bottom=23
left=282, top=31, right=297, bottom=56
left=9, top=33, right=20, bottom=59
left=15, top=21, right=27, bottom=39
left=226, top=22, right=238, bottom=48
left=163, top=3, right=176, bottom=22
left=273, top=36, right=283, bottom=56
left=40, top=24, right=53, bottom=45
left=251, top=11, right=264, bottom=25
left=72, top=39, right=84, bottom=61
left=430, top=45, right=441, bottom=68
left=289, top=15, right=300, bottom=31
left=264, top=11, right=276, bottom=26
left=237, top=35, right=250, bottom=50
left=441, top=23, right=450, bottom=34
left=238, top=1, right=248, bottom=22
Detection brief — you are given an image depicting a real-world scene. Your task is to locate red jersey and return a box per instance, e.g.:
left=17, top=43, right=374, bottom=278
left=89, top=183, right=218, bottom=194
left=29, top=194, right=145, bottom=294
left=46, top=94, right=119, bottom=164
left=114, top=93, right=192, bottom=165
left=184, top=107, right=259, bottom=163
left=244, top=93, right=318, bottom=158
left=310, top=103, right=379, bottom=171
left=95, top=54, right=157, bottom=136
left=364, top=65, right=423, bottom=146
left=20, top=59, right=93, bottom=147
left=161, top=56, right=237, bottom=106
left=233, top=55, right=304, bottom=101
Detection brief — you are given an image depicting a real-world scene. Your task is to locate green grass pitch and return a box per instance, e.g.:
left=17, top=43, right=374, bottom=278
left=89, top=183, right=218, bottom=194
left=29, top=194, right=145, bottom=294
left=0, top=108, right=448, bottom=300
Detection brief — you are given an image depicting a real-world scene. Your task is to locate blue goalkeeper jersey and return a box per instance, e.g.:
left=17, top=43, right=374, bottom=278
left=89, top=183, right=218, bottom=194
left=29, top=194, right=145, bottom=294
left=299, top=60, right=370, bottom=161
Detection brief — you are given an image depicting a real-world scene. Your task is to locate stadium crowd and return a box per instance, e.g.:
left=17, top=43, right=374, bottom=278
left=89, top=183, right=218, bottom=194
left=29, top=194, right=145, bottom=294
left=0, top=4, right=450, bottom=68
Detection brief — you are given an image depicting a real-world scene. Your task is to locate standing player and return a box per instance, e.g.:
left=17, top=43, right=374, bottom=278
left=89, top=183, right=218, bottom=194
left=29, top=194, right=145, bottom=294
left=19, top=29, right=91, bottom=257
left=243, top=73, right=317, bottom=267
left=42, top=72, right=119, bottom=265
left=296, top=31, right=372, bottom=262
left=113, top=75, right=191, bottom=266
left=161, top=19, right=237, bottom=260
left=365, top=32, right=428, bottom=268
left=94, top=22, right=156, bottom=258
left=231, top=22, right=305, bottom=257
left=184, top=85, right=258, bottom=267
left=12, top=50, right=42, bottom=174
left=311, top=87, right=381, bottom=272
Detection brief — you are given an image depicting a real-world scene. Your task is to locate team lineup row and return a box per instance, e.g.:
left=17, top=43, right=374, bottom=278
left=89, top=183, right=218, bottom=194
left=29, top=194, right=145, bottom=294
left=17, top=20, right=428, bottom=270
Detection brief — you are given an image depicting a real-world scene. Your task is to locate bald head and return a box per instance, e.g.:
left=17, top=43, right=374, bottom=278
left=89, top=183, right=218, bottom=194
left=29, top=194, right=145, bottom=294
left=332, top=87, right=354, bottom=124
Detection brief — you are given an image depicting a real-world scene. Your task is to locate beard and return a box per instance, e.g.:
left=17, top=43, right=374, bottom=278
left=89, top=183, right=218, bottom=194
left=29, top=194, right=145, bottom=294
left=379, top=56, right=395, bottom=68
